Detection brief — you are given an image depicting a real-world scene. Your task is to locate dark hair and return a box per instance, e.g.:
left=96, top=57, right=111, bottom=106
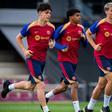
left=66, top=9, right=80, bottom=18
left=37, top=3, right=52, bottom=12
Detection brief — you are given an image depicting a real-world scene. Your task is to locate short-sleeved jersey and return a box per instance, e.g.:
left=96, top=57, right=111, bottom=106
left=90, top=19, right=112, bottom=59
left=20, top=22, right=55, bottom=62
left=54, top=22, right=85, bottom=64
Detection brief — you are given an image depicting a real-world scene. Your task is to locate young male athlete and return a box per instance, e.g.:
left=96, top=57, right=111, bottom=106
left=45, top=9, right=87, bottom=112
left=1, top=3, right=66, bottom=112
left=84, top=2, right=112, bottom=112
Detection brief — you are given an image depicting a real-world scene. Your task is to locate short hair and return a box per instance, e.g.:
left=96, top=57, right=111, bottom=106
left=66, top=9, right=80, bottom=19
left=37, top=3, right=52, bottom=12
left=104, top=2, right=112, bottom=11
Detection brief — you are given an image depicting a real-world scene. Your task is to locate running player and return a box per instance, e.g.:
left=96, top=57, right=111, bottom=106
left=1, top=3, right=66, bottom=112
left=84, top=2, right=112, bottom=112
left=45, top=8, right=87, bottom=112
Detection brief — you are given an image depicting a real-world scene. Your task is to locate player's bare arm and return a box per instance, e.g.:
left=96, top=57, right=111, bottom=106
left=81, top=33, right=86, bottom=40
left=86, top=29, right=101, bottom=51
left=16, top=33, right=33, bottom=58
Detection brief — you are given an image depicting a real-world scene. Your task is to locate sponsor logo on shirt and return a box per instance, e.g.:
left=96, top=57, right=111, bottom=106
left=66, top=36, right=72, bottom=41
left=104, top=31, right=110, bottom=37
left=35, top=35, right=40, bottom=40
left=66, top=36, right=80, bottom=42
left=34, top=35, right=49, bottom=41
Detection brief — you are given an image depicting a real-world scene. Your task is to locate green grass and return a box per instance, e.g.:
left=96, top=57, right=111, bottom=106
left=0, top=101, right=112, bottom=112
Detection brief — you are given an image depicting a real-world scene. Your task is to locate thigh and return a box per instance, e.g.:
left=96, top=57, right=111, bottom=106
left=97, top=77, right=107, bottom=87
left=105, top=72, right=112, bottom=81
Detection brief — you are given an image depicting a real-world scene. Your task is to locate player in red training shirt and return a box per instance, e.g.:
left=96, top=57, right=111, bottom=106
left=84, top=2, right=112, bottom=112
left=1, top=3, right=66, bottom=112
left=45, top=9, right=87, bottom=112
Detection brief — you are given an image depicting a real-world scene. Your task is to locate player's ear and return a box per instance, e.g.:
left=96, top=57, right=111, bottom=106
left=104, top=11, right=107, bottom=15
left=71, top=15, right=74, bottom=20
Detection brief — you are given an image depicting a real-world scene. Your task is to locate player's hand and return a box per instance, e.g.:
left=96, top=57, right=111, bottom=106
left=81, top=33, right=86, bottom=39
left=23, top=49, right=34, bottom=58
left=61, top=47, right=68, bottom=52
left=49, top=39, right=55, bottom=48
left=93, top=43, right=102, bottom=51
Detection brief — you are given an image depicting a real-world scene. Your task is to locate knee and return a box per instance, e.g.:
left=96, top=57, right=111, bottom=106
left=55, top=82, right=68, bottom=93
left=60, top=81, right=68, bottom=91
left=71, top=81, right=79, bottom=89
left=36, top=82, right=46, bottom=90
left=25, top=82, right=33, bottom=90
left=61, top=85, right=68, bottom=91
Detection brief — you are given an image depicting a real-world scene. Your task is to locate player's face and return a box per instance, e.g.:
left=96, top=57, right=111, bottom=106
left=39, top=9, right=52, bottom=22
left=106, top=6, right=112, bottom=19
left=72, top=13, right=81, bottom=24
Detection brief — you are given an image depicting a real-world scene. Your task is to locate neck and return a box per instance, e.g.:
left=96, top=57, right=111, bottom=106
left=37, top=18, right=47, bottom=26
left=69, top=19, right=78, bottom=25
left=70, top=21, right=77, bottom=25
left=106, top=17, right=112, bottom=24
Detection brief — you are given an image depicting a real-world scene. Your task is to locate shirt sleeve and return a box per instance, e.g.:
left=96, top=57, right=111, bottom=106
left=89, top=21, right=99, bottom=34
left=53, top=25, right=64, bottom=40
left=52, top=25, right=68, bottom=50
left=20, top=23, right=30, bottom=37
left=54, top=42, right=67, bottom=50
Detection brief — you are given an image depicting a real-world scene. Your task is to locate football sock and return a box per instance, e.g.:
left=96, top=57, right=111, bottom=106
left=104, top=94, right=111, bottom=107
left=43, top=105, right=49, bottom=112
left=8, top=84, right=15, bottom=90
left=72, top=101, right=80, bottom=112
left=45, top=90, right=54, bottom=98
left=87, top=98, right=97, bottom=110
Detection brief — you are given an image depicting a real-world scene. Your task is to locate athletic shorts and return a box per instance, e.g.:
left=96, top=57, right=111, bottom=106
left=59, top=61, right=77, bottom=84
left=95, top=56, right=112, bottom=77
left=26, top=58, right=45, bottom=84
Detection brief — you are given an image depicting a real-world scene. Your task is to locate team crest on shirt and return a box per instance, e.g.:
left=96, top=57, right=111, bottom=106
left=47, top=30, right=51, bottom=35
left=34, top=31, right=39, bottom=34
left=104, top=31, right=110, bottom=37
left=66, top=36, right=72, bottom=41
left=78, top=30, right=82, bottom=34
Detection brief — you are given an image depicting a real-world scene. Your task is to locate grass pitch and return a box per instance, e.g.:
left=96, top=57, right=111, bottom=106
left=0, top=101, right=112, bottom=112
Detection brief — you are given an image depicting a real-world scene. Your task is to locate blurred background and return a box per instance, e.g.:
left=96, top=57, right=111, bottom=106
left=0, top=0, right=111, bottom=102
